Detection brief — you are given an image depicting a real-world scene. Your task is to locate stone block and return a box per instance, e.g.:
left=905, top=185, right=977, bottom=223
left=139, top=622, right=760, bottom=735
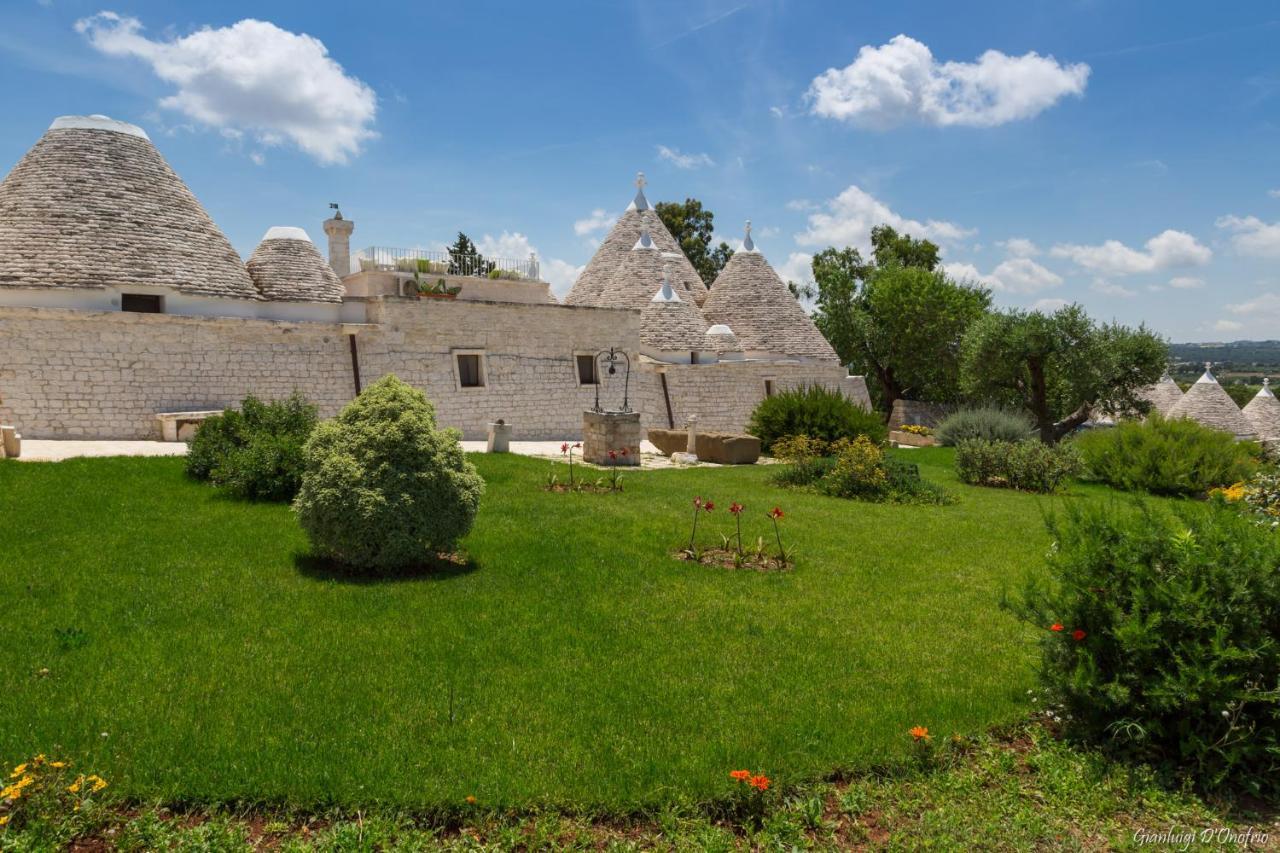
left=645, top=428, right=686, bottom=457
left=694, top=432, right=761, bottom=465
left=1, top=425, right=20, bottom=458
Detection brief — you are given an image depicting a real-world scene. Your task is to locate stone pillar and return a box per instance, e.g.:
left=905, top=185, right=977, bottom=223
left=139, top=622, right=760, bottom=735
left=323, top=214, right=355, bottom=278
left=581, top=411, right=641, bottom=466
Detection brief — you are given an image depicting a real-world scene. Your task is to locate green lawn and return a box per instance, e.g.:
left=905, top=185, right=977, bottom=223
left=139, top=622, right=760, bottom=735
left=1, top=449, right=1101, bottom=811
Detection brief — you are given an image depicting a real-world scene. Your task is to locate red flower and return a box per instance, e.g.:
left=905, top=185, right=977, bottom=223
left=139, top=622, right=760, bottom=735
left=693, top=496, right=704, bottom=508
left=1072, top=629, right=1087, bottom=641
left=608, top=450, right=618, bottom=460
left=1050, top=623, right=1064, bottom=632
left=620, top=447, right=629, bottom=456
left=909, top=726, right=931, bottom=742
left=749, top=775, right=770, bottom=791
left=704, top=500, right=715, bottom=512
left=769, top=507, right=784, bottom=520
left=729, top=769, right=751, bottom=782
left=560, top=442, right=569, bottom=454
left=729, top=502, right=744, bottom=515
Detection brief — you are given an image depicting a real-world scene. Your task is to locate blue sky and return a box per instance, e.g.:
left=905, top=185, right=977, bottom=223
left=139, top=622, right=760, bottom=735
left=1, top=1, right=1278, bottom=342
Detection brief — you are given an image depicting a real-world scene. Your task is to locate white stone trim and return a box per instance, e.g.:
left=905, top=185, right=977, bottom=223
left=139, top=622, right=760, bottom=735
left=451, top=348, right=488, bottom=391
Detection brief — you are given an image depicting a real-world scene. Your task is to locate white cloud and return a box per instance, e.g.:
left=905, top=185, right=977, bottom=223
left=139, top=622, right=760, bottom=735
left=999, top=237, right=1041, bottom=258
left=942, top=256, right=1061, bottom=294
left=1226, top=292, right=1280, bottom=318
left=656, top=145, right=714, bottom=169
left=795, top=184, right=973, bottom=250
left=785, top=199, right=817, bottom=212
left=777, top=251, right=815, bottom=287
left=75, top=11, right=376, bottom=164
left=1049, top=229, right=1211, bottom=275
left=769, top=105, right=785, bottom=118
left=805, top=34, right=1089, bottom=129
left=1032, top=298, right=1070, bottom=312
left=476, top=231, right=581, bottom=298
left=1168, top=276, right=1204, bottom=289
left=1216, top=214, right=1280, bottom=258
left=1090, top=279, right=1135, bottom=297
left=573, top=209, right=617, bottom=237
left=1214, top=319, right=1244, bottom=332
left=1269, top=189, right=1280, bottom=198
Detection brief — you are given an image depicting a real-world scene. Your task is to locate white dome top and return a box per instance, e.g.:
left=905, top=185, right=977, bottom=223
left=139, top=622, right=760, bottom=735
left=262, top=226, right=313, bottom=243
left=50, top=114, right=149, bottom=139
left=706, top=324, right=735, bottom=336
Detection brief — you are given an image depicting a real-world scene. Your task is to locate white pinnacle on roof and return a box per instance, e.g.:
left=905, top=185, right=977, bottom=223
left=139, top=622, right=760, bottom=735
left=741, top=220, right=758, bottom=253
left=651, top=268, right=680, bottom=302
left=633, top=228, right=655, bottom=251
left=49, top=114, right=149, bottom=139
left=626, top=171, right=650, bottom=211
left=1243, top=377, right=1280, bottom=443
left=1138, top=370, right=1183, bottom=417
left=263, top=226, right=313, bottom=243
left=640, top=263, right=709, bottom=354
left=1167, top=362, right=1256, bottom=440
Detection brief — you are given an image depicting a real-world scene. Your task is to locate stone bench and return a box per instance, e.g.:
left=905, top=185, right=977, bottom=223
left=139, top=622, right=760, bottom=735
left=646, top=428, right=761, bottom=465
left=1, top=425, right=20, bottom=459
left=156, top=410, right=223, bottom=442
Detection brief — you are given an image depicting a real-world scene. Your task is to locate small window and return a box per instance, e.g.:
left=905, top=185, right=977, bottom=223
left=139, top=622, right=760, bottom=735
left=764, top=380, right=776, bottom=398
left=690, top=352, right=700, bottom=365
left=456, top=353, right=484, bottom=388
left=121, top=293, right=163, bottom=313
left=576, top=354, right=598, bottom=385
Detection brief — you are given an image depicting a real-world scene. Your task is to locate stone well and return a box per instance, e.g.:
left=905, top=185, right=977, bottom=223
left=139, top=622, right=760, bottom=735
left=582, top=410, right=641, bottom=465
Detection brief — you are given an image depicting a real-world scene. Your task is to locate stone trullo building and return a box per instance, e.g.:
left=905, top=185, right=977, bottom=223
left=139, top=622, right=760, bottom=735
left=0, top=115, right=866, bottom=440
left=1242, top=378, right=1280, bottom=445
left=1165, top=364, right=1256, bottom=441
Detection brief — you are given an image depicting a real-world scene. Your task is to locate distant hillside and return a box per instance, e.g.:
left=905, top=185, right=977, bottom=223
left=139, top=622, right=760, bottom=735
left=1168, top=340, right=1280, bottom=385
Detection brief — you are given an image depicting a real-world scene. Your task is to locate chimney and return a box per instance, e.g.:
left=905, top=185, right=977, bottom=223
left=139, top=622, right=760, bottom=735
left=323, top=203, right=354, bottom=277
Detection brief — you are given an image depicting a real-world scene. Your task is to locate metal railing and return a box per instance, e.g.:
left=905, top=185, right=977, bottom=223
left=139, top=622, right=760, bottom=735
left=356, top=246, right=540, bottom=281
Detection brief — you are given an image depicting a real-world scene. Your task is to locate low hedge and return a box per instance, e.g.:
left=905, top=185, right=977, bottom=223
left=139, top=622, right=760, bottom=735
left=955, top=438, right=1080, bottom=493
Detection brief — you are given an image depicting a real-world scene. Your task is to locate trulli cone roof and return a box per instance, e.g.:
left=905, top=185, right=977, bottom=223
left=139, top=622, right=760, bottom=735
left=705, top=323, right=743, bottom=354
left=0, top=116, right=260, bottom=300
left=1139, top=372, right=1183, bottom=417
left=1243, top=378, right=1280, bottom=443
left=564, top=172, right=708, bottom=306
left=1166, top=365, right=1255, bottom=440
left=640, top=271, right=708, bottom=352
left=246, top=227, right=346, bottom=303
left=702, top=224, right=838, bottom=361
left=597, top=229, right=705, bottom=311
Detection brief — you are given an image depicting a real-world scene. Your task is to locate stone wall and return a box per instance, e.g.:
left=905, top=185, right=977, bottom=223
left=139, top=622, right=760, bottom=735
left=887, top=399, right=954, bottom=431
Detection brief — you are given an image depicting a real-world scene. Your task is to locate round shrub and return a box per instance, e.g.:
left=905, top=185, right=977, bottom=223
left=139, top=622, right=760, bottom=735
left=934, top=406, right=1034, bottom=446
left=186, top=393, right=318, bottom=501
left=1073, top=414, right=1259, bottom=496
left=748, top=384, right=886, bottom=452
left=954, top=438, right=1080, bottom=493
left=293, top=375, right=484, bottom=570
left=1010, top=500, right=1280, bottom=795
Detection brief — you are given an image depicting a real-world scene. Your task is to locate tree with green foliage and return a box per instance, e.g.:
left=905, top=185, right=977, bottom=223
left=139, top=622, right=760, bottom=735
left=805, top=226, right=989, bottom=415
left=655, top=198, right=734, bottom=287
left=446, top=232, right=493, bottom=277
left=959, top=304, right=1167, bottom=444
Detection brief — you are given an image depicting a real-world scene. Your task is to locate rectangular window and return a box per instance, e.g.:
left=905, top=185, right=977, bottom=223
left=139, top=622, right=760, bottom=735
left=456, top=353, right=484, bottom=388
left=576, top=354, right=598, bottom=385
left=121, top=293, right=163, bottom=313
left=764, top=380, right=776, bottom=398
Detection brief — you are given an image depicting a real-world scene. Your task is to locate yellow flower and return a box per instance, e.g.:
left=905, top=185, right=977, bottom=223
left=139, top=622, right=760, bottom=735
left=8, top=765, right=25, bottom=779
left=0, top=815, right=9, bottom=826
left=67, top=777, right=82, bottom=794
left=87, top=775, right=107, bottom=793
left=31, top=755, right=45, bottom=766
left=49, top=761, right=67, bottom=769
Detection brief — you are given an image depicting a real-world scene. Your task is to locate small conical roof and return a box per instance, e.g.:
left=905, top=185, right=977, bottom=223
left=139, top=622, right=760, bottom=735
left=0, top=115, right=259, bottom=300
left=705, top=323, right=743, bottom=356
left=564, top=172, right=708, bottom=306
left=1243, top=378, right=1280, bottom=443
left=1167, top=364, right=1256, bottom=439
left=640, top=267, right=708, bottom=353
left=246, top=227, right=346, bottom=303
left=1139, top=371, right=1183, bottom=417
left=702, top=223, right=837, bottom=361
left=597, top=229, right=704, bottom=310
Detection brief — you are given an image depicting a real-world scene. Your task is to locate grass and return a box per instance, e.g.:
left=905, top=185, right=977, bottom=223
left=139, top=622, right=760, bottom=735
left=0, top=449, right=1128, bottom=812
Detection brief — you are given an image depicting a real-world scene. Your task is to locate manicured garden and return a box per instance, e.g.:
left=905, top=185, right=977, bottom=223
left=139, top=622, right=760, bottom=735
left=3, top=446, right=1083, bottom=812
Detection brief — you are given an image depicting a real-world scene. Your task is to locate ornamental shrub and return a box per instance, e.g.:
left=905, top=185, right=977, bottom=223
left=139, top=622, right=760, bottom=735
left=934, top=407, right=1035, bottom=446
left=1073, top=414, right=1259, bottom=496
left=186, top=393, right=317, bottom=501
left=1009, top=500, right=1280, bottom=795
left=748, top=385, right=886, bottom=452
left=955, top=438, right=1080, bottom=493
left=293, top=375, right=484, bottom=570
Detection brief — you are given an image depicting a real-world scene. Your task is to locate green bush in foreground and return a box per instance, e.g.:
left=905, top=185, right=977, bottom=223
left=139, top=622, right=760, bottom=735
left=1074, top=414, right=1259, bottom=496
left=955, top=438, right=1080, bottom=493
left=934, top=406, right=1035, bottom=446
left=749, top=385, right=886, bottom=452
left=771, top=434, right=951, bottom=504
left=294, top=375, right=484, bottom=570
left=186, top=393, right=317, bottom=501
left=1009, top=500, right=1280, bottom=795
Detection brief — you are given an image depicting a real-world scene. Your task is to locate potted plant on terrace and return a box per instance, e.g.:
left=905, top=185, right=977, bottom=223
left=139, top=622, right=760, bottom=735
left=411, top=270, right=462, bottom=299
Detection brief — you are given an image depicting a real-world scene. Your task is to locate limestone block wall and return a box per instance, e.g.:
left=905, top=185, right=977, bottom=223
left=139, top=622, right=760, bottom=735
left=636, top=360, right=870, bottom=434
left=355, top=298, right=638, bottom=439
left=0, top=306, right=354, bottom=438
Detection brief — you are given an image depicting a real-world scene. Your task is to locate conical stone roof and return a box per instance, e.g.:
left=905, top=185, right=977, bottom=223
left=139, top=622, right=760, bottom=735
left=1166, top=365, right=1255, bottom=440
left=640, top=270, right=708, bottom=354
left=565, top=172, right=708, bottom=306
left=702, top=223, right=838, bottom=361
left=597, top=229, right=703, bottom=311
left=1243, top=378, right=1280, bottom=443
left=1139, top=372, right=1184, bottom=417
left=246, top=227, right=346, bottom=303
left=0, top=115, right=259, bottom=300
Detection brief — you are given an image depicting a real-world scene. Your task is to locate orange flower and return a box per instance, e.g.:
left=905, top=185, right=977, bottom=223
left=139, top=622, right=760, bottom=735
left=909, top=726, right=931, bottom=742
left=729, top=769, right=751, bottom=782
left=769, top=507, right=784, bottom=520
left=1049, top=623, right=1064, bottom=632
left=749, top=775, right=770, bottom=791
left=465, top=795, right=477, bottom=804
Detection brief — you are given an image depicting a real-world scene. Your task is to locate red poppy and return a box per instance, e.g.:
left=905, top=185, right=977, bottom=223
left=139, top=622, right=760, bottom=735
left=704, top=501, right=715, bottom=512
left=769, top=507, right=784, bottom=520
left=1050, top=623, right=1064, bottom=632
left=729, top=502, right=744, bottom=515
left=1072, top=629, right=1087, bottom=641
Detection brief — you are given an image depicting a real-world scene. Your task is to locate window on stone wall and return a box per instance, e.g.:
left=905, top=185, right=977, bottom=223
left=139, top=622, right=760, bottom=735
left=121, top=293, right=163, bottom=313
left=576, top=354, right=598, bottom=385
left=455, top=352, right=485, bottom=389
left=764, top=379, right=776, bottom=397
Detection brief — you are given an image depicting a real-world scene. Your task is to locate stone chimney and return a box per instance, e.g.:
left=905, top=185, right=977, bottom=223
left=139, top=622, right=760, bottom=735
left=323, top=204, right=354, bottom=277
